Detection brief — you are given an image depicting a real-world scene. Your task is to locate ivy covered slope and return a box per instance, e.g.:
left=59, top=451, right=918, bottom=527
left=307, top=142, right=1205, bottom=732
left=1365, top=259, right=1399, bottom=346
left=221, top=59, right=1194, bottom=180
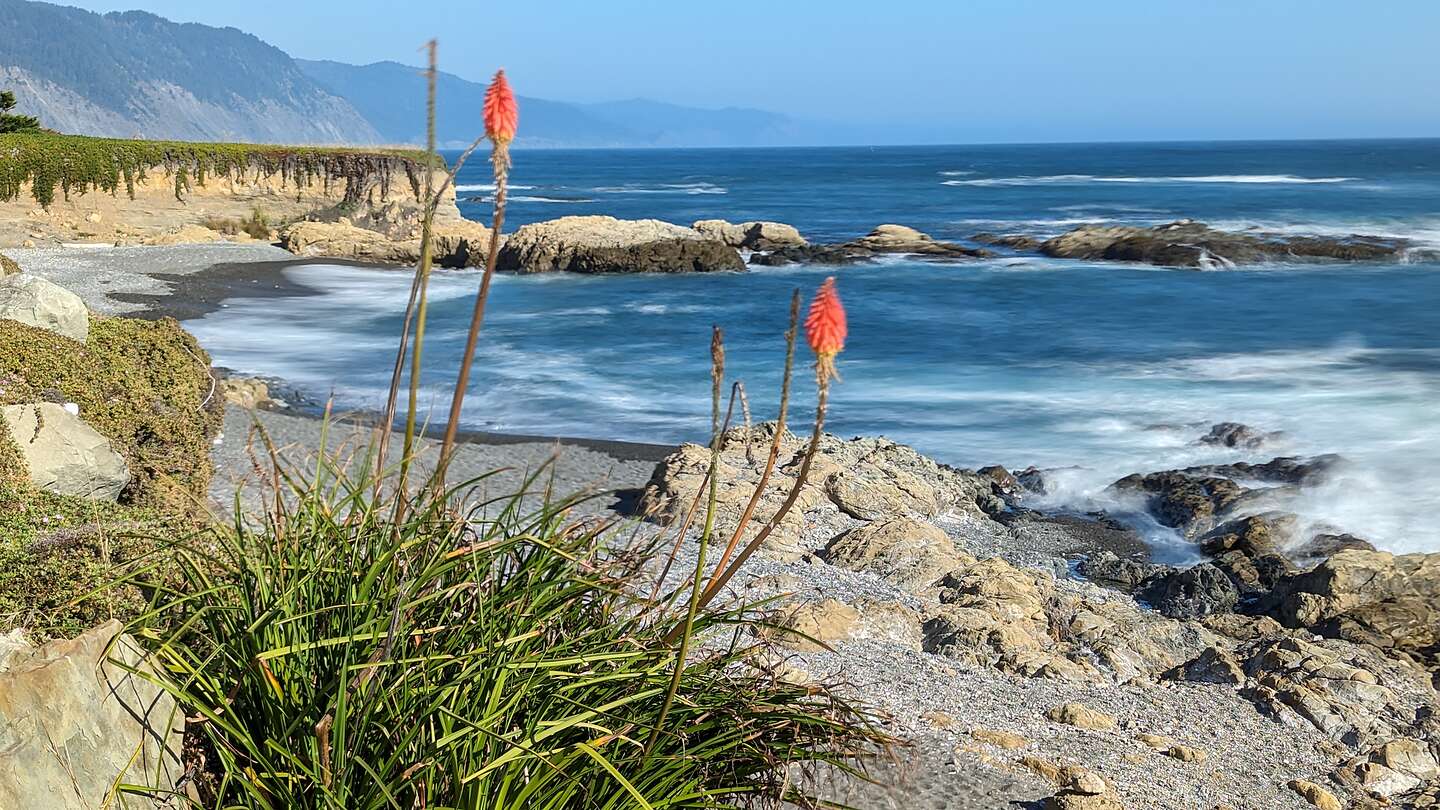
left=0, top=315, right=224, bottom=637
left=0, top=131, right=438, bottom=208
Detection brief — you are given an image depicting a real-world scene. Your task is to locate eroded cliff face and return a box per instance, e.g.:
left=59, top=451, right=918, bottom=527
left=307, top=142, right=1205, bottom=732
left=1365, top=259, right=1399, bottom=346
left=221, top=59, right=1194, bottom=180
left=0, top=165, right=469, bottom=249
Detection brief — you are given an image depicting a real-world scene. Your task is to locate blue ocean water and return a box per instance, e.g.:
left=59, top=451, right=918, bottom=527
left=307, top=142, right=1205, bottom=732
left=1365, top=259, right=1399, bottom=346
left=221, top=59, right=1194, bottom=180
left=187, top=140, right=1440, bottom=554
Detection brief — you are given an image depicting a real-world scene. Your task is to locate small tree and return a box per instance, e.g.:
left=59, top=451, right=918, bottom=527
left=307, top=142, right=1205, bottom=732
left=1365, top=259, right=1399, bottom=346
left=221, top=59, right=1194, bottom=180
left=0, top=90, right=41, bottom=133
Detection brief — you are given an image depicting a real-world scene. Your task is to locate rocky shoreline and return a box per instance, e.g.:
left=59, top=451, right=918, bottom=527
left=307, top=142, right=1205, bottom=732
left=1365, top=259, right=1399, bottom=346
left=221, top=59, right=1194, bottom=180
left=2, top=244, right=1437, bottom=808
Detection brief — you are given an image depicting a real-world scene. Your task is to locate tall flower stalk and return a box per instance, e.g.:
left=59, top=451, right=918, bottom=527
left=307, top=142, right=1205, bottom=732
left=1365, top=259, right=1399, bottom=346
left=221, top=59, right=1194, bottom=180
left=379, top=40, right=439, bottom=495
left=691, top=276, right=846, bottom=613
left=435, top=70, right=518, bottom=485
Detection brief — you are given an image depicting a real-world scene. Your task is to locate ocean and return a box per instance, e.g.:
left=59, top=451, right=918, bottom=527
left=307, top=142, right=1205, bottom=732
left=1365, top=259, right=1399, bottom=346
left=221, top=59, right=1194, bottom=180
left=185, top=140, right=1440, bottom=557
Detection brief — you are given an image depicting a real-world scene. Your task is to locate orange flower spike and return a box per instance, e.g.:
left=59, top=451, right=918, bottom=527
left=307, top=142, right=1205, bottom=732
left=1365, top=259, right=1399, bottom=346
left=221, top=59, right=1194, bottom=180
left=804, top=276, right=847, bottom=383
left=483, top=70, right=519, bottom=145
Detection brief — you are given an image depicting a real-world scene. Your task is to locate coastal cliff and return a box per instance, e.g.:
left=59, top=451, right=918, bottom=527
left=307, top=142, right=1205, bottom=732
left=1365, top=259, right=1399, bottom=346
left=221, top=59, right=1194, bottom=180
left=0, top=133, right=483, bottom=254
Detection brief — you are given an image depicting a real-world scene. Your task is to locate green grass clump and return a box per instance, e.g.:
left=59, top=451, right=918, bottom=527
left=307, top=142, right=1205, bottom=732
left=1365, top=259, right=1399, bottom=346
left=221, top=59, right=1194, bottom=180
left=0, top=131, right=440, bottom=208
left=0, top=483, right=184, bottom=639
left=0, top=315, right=223, bottom=509
left=129, top=460, right=887, bottom=809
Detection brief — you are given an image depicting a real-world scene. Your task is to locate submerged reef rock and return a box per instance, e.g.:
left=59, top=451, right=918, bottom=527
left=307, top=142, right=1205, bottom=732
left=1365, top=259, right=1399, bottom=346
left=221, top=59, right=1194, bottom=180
left=499, top=215, right=744, bottom=274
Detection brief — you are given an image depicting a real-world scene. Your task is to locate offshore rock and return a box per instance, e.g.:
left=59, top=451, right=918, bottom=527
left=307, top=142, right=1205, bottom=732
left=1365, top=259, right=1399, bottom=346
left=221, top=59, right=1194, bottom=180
left=692, top=219, right=807, bottom=250
left=499, top=215, right=744, bottom=274
left=751, top=224, right=992, bottom=266
left=1039, top=220, right=1409, bottom=268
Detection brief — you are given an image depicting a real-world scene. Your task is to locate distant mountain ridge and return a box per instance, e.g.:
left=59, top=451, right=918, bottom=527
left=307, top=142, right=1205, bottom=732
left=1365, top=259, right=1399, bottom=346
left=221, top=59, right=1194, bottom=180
left=0, top=0, right=378, bottom=143
left=0, top=0, right=807, bottom=148
left=295, top=59, right=802, bottom=148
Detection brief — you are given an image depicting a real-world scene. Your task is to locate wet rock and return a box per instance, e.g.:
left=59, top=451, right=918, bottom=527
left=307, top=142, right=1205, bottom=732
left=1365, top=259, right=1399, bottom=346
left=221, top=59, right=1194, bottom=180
left=692, top=219, right=807, bottom=250
left=971, top=232, right=1042, bottom=251
left=1293, top=532, right=1376, bottom=565
left=1078, top=551, right=1163, bottom=592
left=1137, top=563, right=1240, bottom=619
left=1040, top=220, right=1408, bottom=268
left=1198, top=422, right=1282, bottom=450
left=823, top=515, right=968, bottom=591
left=1, top=403, right=130, bottom=500
left=498, top=215, right=744, bottom=274
left=1110, top=471, right=1245, bottom=536
left=1182, top=455, right=1343, bottom=486
left=976, top=464, right=1022, bottom=498
left=0, top=273, right=89, bottom=342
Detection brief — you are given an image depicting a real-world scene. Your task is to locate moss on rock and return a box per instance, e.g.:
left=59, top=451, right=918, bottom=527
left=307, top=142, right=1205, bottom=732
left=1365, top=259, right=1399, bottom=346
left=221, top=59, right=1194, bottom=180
left=0, top=315, right=223, bottom=509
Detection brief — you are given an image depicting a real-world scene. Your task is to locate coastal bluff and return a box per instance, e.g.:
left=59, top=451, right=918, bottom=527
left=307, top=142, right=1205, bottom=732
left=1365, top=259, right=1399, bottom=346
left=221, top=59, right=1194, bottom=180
left=0, top=133, right=489, bottom=265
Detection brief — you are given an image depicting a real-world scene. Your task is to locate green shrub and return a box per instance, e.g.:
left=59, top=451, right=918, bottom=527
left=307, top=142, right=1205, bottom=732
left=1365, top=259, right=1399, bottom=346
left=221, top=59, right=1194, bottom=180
left=130, top=462, right=888, bottom=808
left=0, top=484, right=182, bottom=639
left=0, top=131, right=438, bottom=208
left=0, top=315, right=223, bottom=509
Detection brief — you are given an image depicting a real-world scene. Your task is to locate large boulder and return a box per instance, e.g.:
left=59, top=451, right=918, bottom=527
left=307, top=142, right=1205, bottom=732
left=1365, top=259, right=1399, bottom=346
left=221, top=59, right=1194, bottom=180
left=1, top=403, right=130, bottom=500
left=279, top=220, right=493, bottom=268
left=0, top=620, right=183, bottom=809
left=822, top=515, right=966, bottom=590
left=1040, top=220, right=1408, bottom=268
left=638, top=423, right=999, bottom=562
left=499, top=215, right=744, bottom=274
left=693, top=219, right=807, bottom=251
left=1261, top=550, right=1440, bottom=662
left=0, top=273, right=89, bottom=342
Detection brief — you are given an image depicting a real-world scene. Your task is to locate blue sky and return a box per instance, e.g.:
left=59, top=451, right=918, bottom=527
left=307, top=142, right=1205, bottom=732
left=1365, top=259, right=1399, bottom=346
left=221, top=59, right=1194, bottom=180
left=60, top=0, right=1440, bottom=143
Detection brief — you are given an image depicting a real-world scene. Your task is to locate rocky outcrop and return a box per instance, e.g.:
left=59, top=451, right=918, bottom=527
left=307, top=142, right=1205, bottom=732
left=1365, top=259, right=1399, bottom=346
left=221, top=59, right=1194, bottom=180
left=1, top=403, right=131, bottom=500
left=750, top=224, right=992, bottom=266
left=0, top=621, right=183, bottom=809
left=0, top=273, right=90, bottom=342
left=1260, top=550, right=1440, bottom=665
left=822, top=516, right=965, bottom=590
left=638, top=423, right=999, bottom=563
left=1038, top=220, right=1409, bottom=268
left=498, top=216, right=744, bottom=274
left=219, top=376, right=275, bottom=410
left=279, top=218, right=494, bottom=268
left=693, top=219, right=807, bottom=250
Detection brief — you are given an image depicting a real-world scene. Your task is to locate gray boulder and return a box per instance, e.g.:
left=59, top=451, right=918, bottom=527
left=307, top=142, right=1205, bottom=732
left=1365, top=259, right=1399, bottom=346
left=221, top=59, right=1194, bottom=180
left=0, top=273, right=90, bottom=342
left=0, top=620, right=184, bottom=809
left=499, top=216, right=744, bottom=274
left=1, top=403, right=130, bottom=500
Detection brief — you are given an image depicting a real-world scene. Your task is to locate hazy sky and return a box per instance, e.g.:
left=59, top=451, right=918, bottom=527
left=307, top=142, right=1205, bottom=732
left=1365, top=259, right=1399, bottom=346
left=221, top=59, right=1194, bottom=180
left=58, top=0, right=1440, bottom=143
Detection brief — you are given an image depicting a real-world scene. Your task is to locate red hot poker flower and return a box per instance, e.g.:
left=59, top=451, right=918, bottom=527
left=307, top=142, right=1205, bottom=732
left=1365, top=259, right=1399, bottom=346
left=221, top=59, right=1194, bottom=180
left=483, top=70, right=518, bottom=145
left=804, top=276, right=846, bottom=382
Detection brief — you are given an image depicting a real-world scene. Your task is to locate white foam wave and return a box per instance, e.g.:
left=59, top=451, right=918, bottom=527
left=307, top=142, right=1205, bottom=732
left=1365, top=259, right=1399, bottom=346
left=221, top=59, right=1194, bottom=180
left=944, top=174, right=1356, bottom=187
left=455, top=183, right=536, bottom=192
left=591, top=183, right=728, bottom=195
left=939, top=170, right=975, bottom=176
